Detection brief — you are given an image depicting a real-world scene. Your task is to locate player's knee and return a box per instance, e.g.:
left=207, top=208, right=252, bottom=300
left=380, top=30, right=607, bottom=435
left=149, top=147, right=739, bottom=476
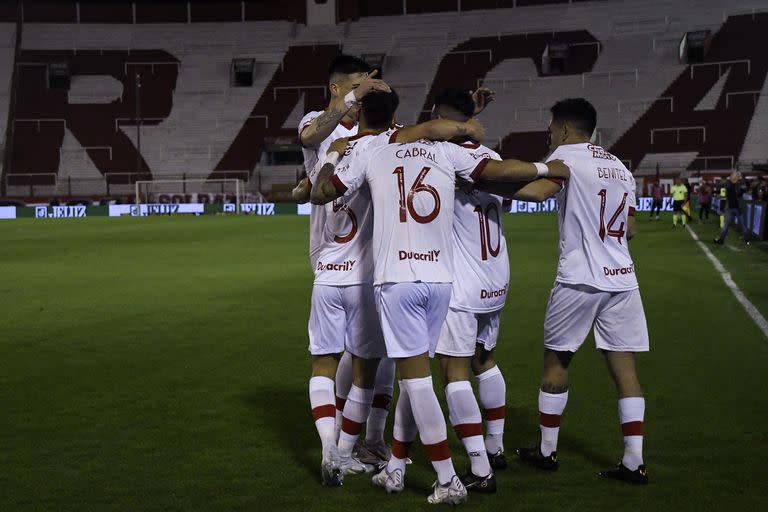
left=311, top=353, right=341, bottom=378
left=471, top=347, right=496, bottom=374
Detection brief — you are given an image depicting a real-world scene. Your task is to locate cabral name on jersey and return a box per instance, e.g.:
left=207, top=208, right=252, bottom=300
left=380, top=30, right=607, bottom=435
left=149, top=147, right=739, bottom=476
left=395, top=147, right=437, bottom=163
left=317, top=260, right=357, bottom=271
left=398, top=249, right=441, bottom=261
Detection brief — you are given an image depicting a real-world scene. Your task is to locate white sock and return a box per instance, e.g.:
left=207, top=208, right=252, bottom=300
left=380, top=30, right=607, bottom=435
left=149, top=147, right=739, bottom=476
left=446, top=380, right=491, bottom=477
left=403, top=376, right=456, bottom=485
left=618, top=397, right=645, bottom=470
left=334, top=352, right=353, bottom=441
left=387, top=381, right=417, bottom=475
left=338, top=385, right=374, bottom=458
left=309, top=376, right=336, bottom=454
left=476, top=365, right=506, bottom=454
left=539, top=390, right=568, bottom=457
left=366, top=358, right=395, bottom=444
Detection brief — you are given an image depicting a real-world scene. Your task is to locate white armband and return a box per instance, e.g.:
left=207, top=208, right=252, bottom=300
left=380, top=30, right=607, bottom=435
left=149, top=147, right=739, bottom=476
left=324, top=151, right=340, bottom=167
left=343, top=91, right=358, bottom=109
left=534, top=162, right=549, bottom=177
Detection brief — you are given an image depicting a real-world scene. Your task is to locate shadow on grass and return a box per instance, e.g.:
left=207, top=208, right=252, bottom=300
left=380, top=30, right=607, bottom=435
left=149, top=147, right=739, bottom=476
left=241, top=386, right=319, bottom=483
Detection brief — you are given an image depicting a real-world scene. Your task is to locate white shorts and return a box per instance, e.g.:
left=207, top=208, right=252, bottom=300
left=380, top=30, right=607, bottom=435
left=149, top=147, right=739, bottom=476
left=436, top=308, right=501, bottom=357
left=544, top=282, right=650, bottom=353
left=374, top=282, right=452, bottom=359
left=308, top=283, right=386, bottom=358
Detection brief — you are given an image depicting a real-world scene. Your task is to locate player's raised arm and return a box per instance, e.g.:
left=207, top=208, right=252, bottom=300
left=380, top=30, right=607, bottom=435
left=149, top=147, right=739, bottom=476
left=300, top=70, right=391, bottom=148
left=292, top=177, right=311, bottom=203
left=310, top=138, right=348, bottom=204
left=393, top=117, right=485, bottom=143
left=477, top=158, right=570, bottom=182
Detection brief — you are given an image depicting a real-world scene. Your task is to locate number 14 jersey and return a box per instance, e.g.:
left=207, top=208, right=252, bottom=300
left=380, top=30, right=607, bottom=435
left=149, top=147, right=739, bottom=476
left=547, top=142, right=638, bottom=292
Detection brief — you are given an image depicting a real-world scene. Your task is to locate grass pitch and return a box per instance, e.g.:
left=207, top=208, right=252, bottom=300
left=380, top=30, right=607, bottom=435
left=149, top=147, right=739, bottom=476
left=1, top=213, right=767, bottom=511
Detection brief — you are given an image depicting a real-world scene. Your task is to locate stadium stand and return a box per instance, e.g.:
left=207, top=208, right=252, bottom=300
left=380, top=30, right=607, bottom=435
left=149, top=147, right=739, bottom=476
left=1, top=0, right=767, bottom=201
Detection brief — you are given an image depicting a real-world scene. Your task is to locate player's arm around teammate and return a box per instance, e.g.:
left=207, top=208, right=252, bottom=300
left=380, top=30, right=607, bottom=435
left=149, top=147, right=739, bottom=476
left=310, top=117, right=486, bottom=205
left=292, top=177, right=311, bottom=203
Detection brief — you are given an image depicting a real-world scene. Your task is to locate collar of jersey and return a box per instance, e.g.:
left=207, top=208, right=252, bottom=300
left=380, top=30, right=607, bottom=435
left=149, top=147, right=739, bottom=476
left=339, top=118, right=356, bottom=130
left=347, top=131, right=379, bottom=141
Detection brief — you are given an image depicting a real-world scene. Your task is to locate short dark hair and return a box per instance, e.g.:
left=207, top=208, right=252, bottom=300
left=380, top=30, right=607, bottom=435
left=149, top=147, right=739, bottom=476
left=328, top=55, right=369, bottom=81
left=361, top=89, right=400, bottom=130
left=433, top=88, right=475, bottom=120
left=550, top=98, right=597, bottom=136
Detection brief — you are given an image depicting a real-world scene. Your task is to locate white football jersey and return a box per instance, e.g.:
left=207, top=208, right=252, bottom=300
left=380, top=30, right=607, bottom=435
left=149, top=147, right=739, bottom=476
left=333, top=133, right=490, bottom=285
left=450, top=143, right=510, bottom=313
left=298, top=110, right=358, bottom=269
left=546, top=143, right=638, bottom=292
left=308, top=131, right=389, bottom=285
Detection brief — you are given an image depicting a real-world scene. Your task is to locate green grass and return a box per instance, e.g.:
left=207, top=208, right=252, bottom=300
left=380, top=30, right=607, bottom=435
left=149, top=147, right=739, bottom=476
left=1, top=214, right=767, bottom=511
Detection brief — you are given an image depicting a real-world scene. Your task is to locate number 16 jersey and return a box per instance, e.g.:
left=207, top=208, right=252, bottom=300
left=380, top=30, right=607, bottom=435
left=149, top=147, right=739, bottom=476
left=546, top=143, right=638, bottom=292
left=332, top=133, right=489, bottom=286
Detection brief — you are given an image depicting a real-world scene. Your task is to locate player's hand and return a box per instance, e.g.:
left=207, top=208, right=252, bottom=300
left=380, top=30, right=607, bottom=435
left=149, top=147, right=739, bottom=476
left=353, top=69, right=391, bottom=101
left=471, top=87, right=496, bottom=115
left=329, top=137, right=348, bottom=155
left=465, top=118, right=485, bottom=141
left=546, top=159, right=570, bottom=178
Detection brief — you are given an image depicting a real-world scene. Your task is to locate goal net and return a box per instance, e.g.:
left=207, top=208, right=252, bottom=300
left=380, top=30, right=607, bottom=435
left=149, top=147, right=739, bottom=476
left=134, top=179, right=244, bottom=214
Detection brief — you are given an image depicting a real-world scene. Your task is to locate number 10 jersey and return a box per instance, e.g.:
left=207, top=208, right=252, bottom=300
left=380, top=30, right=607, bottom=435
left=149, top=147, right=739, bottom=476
left=450, top=143, right=510, bottom=313
left=547, top=142, right=638, bottom=292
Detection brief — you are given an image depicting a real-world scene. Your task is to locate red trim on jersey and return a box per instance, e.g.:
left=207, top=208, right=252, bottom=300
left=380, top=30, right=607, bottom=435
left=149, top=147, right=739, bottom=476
left=539, top=412, right=562, bottom=428
left=372, top=393, right=392, bottom=410
left=388, top=130, right=400, bottom=144
left=340, top=118, right=356, bottom=130
left=454, top=423, right=483, bottom=439
left=469, top=158, right=490, bottom=180
left=331, top=175, right=347, bottom=194
left=622, top=421, right=644, bottom=436
left=484, top=406, right=506, bottom=421
left=335, top=396, right=346, bottom=411
left=341, top=416, right=364, bottom=435
left=311, top=404, right=336, bottom=421
left=347, top=131, right=376, bottom=141
left=423, top=440, right=451, bottom=461
left=392, top=439, right=412, bottom=459
left=628, top=207, right=636, bottom=217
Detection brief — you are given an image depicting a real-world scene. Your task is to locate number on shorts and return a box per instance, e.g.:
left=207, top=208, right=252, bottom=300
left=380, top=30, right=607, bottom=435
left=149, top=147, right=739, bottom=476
left=474, top=203, right=501, bottom=260
left=393, top=166, right=441, bottom=224
left=597, top=188, right=627, bottom=244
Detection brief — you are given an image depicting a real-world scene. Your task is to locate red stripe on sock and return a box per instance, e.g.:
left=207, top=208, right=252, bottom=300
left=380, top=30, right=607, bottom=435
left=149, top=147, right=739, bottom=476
left=423, top=440, right=451, bottom=462
left=484, top=406, right=506, bottom=421
left=311, top=404, right=336, bottom=422
left=540, top=412, right=561, bottom=428
left=372, top=394, right=392, bottom=410
left=454, top=423, right=483, bottom=439
left=335, top=396, right=346, bottom=411
left=391, top=439, right=412, bottom=459
left=341, top=416, right=364, bottom=435
left=622, top=421, right=644, bottom=436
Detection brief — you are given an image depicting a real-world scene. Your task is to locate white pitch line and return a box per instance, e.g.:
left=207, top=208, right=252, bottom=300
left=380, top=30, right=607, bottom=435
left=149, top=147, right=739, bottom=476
left=686, top=226, right=768, bottom=339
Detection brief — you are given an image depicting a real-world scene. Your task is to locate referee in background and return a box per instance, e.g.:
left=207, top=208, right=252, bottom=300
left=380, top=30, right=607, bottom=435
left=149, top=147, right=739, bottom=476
left=671, top=178, right=688, bottom=228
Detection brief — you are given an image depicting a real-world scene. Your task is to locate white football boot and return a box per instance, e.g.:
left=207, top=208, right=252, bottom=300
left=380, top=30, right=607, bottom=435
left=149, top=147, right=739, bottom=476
left=320, top=444, right=342, bottom=486
left=371, top=466, right=405, bottom=494
left=427, top=475, right=468, bottom=505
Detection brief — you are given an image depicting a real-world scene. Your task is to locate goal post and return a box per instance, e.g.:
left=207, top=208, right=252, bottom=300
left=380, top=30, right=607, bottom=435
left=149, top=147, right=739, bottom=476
left=134, top=178, right=243, bottom=214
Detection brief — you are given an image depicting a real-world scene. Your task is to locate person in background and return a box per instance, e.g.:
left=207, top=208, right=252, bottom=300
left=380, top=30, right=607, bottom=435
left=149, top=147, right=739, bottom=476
left=716, top=178, right=727, bottom=228
left=649, top=181, right=663, bottom=220
left=670, top=178, right=688, bottom=228
left=698, top=181, right=712, bottom=221
left=683, top=178, right=693, bottom=223
left=714, top=172, right=751, bottom=245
